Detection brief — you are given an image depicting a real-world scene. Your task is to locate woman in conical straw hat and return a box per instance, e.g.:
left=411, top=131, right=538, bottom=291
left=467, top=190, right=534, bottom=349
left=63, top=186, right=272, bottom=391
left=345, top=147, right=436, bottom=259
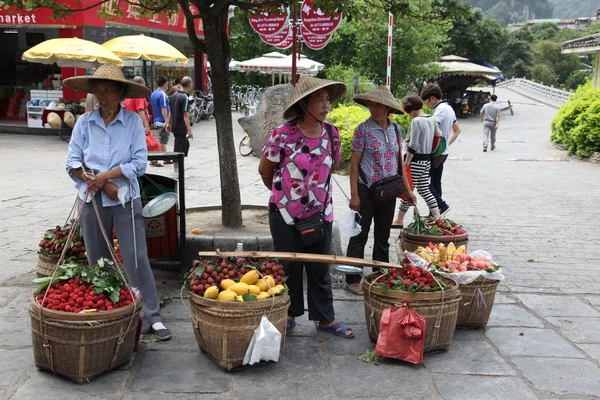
left=64, top=64, right=171, bottom=341
left=344, top=86, right=416, bottom=295
left=258, top=76, right=355, bottom=339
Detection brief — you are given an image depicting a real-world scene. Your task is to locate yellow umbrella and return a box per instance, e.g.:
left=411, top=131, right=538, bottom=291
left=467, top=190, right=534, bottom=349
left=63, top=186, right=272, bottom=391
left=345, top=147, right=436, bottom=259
left=22, top=37, right=124, bottom=68
left=102, top=34, right=188, bottom=63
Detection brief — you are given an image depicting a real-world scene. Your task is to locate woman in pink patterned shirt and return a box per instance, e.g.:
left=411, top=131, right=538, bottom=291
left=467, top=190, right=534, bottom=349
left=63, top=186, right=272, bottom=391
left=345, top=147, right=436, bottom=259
left=258, top=76, right=355, bottom=339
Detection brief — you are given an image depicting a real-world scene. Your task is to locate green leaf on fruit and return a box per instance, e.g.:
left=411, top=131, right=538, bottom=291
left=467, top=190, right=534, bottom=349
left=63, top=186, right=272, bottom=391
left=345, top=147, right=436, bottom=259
left=242, top=293, right=257, bottom=302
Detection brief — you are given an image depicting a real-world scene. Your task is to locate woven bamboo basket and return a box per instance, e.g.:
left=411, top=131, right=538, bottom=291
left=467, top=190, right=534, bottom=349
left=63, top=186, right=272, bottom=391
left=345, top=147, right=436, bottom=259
left=36, top=255, right=87, bottom=278
left=456, top=276, right=500, bottom=328
left=363, top=274, right=461, bottom=353
left=189, top=292, right=290, bottom=371
left=401, top=231, right=468, bottom=254
left=29, top=296, right=142, bottom=384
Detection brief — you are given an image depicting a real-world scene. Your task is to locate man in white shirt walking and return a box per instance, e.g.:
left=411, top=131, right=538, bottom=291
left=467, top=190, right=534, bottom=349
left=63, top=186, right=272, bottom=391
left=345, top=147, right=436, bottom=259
left=480, top=94, right=501, bottom=152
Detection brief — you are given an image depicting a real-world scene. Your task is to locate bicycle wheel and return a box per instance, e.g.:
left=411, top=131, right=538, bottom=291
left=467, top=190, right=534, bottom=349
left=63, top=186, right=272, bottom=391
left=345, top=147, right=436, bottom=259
left=239, top=135, right=253, bottom=156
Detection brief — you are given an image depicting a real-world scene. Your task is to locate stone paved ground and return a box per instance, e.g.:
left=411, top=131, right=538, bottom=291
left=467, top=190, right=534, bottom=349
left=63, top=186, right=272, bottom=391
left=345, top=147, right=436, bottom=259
left=1, top=86, right=599, bottom=399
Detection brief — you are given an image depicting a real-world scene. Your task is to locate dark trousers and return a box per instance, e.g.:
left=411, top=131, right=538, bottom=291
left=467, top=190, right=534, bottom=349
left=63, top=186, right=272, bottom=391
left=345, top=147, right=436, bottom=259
left=269, top=211, right=335, bottom=323
left=429, top=155, right=448, bottom=209
left=345, top=183, right=396, bottom=284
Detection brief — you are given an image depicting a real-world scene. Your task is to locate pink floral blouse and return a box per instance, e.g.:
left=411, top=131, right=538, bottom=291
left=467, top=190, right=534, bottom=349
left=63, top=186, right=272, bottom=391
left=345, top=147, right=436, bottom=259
left=263, top=121, right=342, bottom=225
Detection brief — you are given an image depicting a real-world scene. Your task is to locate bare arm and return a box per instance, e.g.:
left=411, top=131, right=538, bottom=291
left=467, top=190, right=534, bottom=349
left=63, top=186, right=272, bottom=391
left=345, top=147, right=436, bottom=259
left=495, top=114, right=500, bottom=129
left=258, top=157, right=278, bottom=189
left=349, top=151, right=363, bottom=211
left=137, top=110, right=151, bottom=135
left=398, top=150, right=416, bottom=205
left=449, top=121, right=461, bottom=145
left=480, top=109, right=485, bottom=123
left=184, top=111, right=192, bottom=138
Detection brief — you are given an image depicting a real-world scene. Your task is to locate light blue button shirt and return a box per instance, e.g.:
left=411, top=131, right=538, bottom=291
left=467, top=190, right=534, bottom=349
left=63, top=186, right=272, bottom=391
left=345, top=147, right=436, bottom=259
left=66, top=106, right=148, bottom=207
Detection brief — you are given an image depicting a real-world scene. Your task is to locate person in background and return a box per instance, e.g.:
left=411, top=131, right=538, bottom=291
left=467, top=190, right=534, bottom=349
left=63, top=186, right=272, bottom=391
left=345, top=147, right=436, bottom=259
left=43, top=74, right=54, bottom=90
left=167, top=76, right=193, bottom=180
left=392, top=94, right=440, bottom=228
left=480, top=94, right=501, bottom=152
left=258, top=76, right=355, bottom=339
left=345, top=86, right=416, bottom=295
left=124, top=76, right=161, bottom=167
left=64, top=64, right=171, bottom=341
left=150, top=76, right=171, bottom=155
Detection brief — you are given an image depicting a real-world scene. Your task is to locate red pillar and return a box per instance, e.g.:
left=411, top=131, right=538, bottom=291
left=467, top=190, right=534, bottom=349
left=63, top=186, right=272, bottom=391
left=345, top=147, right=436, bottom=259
left=194, top=48, right=209, bottom=92
left=59, top=27, right=86, bottom=103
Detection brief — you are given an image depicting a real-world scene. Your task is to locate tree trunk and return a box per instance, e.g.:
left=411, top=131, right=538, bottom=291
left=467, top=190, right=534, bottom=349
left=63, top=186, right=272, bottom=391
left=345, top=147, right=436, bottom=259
left=201, top=10, right=243, bottom=228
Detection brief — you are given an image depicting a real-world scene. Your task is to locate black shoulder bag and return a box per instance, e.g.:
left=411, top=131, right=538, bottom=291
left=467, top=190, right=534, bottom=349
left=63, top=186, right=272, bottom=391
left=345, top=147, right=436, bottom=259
left=294, top=123, right=336, bottom=248
left=359, top=123, right=406, bottom=204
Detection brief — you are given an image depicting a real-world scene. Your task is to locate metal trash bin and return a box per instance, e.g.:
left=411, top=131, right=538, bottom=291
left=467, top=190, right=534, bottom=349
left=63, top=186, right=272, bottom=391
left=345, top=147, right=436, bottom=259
left=139, top=174, right=178, bottom=260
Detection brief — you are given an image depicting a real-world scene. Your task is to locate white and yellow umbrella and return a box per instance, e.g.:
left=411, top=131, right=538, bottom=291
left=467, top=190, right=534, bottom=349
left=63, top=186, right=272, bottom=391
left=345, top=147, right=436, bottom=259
left=102, top=34, right=188, bottom=63
left=22, top=37, right=124, bottom=68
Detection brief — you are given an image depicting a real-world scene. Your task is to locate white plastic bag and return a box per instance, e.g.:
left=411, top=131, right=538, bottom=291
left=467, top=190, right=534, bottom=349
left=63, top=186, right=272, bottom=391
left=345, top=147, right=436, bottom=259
left=243, top=315, right=282, bottom=365
left=339, top=210, right=362, bottom=238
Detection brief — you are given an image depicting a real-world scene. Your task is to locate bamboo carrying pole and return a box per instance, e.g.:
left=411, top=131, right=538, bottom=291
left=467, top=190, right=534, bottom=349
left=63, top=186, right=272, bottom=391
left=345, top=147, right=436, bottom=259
left=197, top=251, right=402, bottom=270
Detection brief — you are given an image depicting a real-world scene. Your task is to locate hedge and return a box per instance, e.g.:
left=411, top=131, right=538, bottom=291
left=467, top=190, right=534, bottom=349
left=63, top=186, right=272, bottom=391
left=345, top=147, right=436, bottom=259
left=551, top=82, right=600, bottom=157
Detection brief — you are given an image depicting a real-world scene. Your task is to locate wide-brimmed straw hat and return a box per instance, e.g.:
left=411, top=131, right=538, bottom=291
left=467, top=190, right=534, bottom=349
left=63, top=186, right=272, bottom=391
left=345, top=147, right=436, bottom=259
left=353, top=86, right=404, bottom=114
left=63, top=64, right=150, bottom=99
left=283, top=76, right=347, bottom=120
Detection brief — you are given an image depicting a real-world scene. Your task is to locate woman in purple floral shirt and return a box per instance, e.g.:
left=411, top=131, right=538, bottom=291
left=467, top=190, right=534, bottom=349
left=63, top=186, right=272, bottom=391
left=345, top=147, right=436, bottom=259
left=345, top=86, right=416, bottom=295
left=258, top=76, right=355, bottom=339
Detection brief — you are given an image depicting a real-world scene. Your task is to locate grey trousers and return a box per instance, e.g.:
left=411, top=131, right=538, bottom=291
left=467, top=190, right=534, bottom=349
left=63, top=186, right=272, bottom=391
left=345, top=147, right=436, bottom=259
left=483, top=121, right=497, bottom=149
left=81, top=193, right=162, bottom=325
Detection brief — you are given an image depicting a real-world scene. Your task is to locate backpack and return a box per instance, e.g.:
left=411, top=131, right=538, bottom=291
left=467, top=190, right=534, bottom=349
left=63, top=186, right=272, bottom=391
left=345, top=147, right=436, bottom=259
left=431, top=118, right=446, bottom=157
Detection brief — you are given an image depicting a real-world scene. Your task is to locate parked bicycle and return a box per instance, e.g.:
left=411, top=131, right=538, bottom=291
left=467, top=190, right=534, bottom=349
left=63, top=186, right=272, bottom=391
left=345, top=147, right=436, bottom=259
left=239, top=132, right=254, bottom=157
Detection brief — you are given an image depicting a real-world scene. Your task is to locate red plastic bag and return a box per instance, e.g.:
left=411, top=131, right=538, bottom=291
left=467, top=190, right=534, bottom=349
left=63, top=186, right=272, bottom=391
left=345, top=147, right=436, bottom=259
left=398, top=165, right=414, bottom=200
left=375, top=306, right=425, bottom=364
left=146, top=131, right=161, bottom=152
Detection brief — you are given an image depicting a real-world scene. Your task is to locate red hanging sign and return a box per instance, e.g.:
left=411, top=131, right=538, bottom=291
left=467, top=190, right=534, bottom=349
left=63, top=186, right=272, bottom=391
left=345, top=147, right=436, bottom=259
left=301, top=0, right=342, bottom=36
left=301, top=26, right=332, bottom=50
left=249, top=6, right=288, bottom=36
left=260, top=25, right=291, bottom=46
left=273, top=28, right=294, bottom=49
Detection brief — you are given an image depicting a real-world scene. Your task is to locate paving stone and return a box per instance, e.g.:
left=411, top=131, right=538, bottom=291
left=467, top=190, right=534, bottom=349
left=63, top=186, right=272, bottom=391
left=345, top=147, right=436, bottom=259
left=329, top=355, right=431, bottom=399
left=545, top=317, right=600, bottom=343
left=486, top=327, right=584, bottom=358
left=584, top=296, right=600, bottom=308
left=10, top=369, right=130, bottom=400
left=0, top=317, right=32, bottom=347
left=506, top=286, right=561, bottom=294
left=433, top=375, right=538, bottom=400
left=424, top=340, right=516, bottom=375
left=123, top=393, right=231, bottom=400
left=576, top=344, right=600, bottom=363
left=131, top=351, right=230, bottom=393
left=487, top=304, right=544, bottom=328
left=159, top=299, right=193, bottom=322
left=144, top=321, right=198, bottom=352
left=515, top=294, right=600, bottom=317
left=513, top=357, right=600, bottom=397
left=0, top=349, right=32, bottom=385
left=452, top=328, right=485, bottom=341
left=0, top=289, right=34, bottom=318
left=0, top=286, right=31, bottom=308
left=232, top=337, right=332, bottom=400
left=321, top=324, right=374, bottom=355
left=332, top=300, right=367, bottom=325
left=493, top=294, right=516, bottom=304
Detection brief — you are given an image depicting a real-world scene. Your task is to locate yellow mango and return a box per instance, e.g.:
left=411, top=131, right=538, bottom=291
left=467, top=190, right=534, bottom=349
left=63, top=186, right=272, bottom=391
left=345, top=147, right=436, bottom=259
left=203, top=286, right=219, bottom=299
left=447, top=242, right=456, bottom=259
left=220, top=279, right=235, bottom=290
left=256, top=292, right=270, bottom=300
left=255, top=279, right=269, bottom=292
left=228, top=282, right=250, bottom=295
left=248, top=285, right=261, bottom=295
left=240, top=270, right=260, bottom=285
left=236, top=295, right=244, bottom=302
left=455, top=245, right=466, bottom=256
left=217, top=290, right=237, bottom=301
left=268, top=286, right=283, bottom=296
left=263, top=275, right=276, bottom=288
left=274, top=284, right=285, bottom=292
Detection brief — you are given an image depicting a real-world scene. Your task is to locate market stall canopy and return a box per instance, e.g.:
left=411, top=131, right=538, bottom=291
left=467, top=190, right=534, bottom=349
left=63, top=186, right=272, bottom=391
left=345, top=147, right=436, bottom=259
left=236, top=52, right=314, bottom=74
left=285, top=54, right=324, bottom=75
left=102, top=34, right=188, bottom=63
left=207, top=59, right=241, bottom=71
left=434, top=55, right=502, bottom=77
left=22, top=37, right=124, bottom=68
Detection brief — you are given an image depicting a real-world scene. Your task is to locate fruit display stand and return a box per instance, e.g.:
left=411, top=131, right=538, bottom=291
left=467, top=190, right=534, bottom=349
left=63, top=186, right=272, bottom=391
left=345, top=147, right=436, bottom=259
left=400, top=213, right=469, bottom=253
left=455, top=277, right=499, bottom=328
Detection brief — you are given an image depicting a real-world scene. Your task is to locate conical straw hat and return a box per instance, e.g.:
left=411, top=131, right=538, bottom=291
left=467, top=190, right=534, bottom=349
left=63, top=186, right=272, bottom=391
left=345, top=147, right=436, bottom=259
left=353, top=86, right=404, bottom=114
left=283, top=76, right=347, bottom=120
left=63, top=64, right=150, bottom=98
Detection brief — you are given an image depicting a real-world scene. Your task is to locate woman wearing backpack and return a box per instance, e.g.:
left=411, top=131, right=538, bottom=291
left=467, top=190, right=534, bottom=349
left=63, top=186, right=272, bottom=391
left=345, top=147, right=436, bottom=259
left=391, top=94, right=441, bottom=229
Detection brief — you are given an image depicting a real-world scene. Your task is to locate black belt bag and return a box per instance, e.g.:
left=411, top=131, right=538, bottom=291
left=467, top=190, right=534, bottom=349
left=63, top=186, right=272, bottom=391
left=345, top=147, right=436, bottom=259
left=367, top=174, right=405, bottom=204
left=294, top=212, right=324, bottom=247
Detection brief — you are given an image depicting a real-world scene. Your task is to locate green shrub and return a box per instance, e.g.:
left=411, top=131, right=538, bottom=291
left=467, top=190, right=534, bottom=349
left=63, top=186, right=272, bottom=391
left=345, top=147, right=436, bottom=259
left=325, top=65, right=372, bottom=105
left=551, top=82, right=600, bottom=157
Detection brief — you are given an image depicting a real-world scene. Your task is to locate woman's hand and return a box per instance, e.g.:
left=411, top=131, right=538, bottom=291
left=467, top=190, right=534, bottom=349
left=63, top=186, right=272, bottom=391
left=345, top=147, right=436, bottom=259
left=349, top=194, right=360, bottom=211
left=102, top=182, right=119, bottom=201
left=86, top=172, right=109, bottom=193
left=406, top=190, right=417, bottom=206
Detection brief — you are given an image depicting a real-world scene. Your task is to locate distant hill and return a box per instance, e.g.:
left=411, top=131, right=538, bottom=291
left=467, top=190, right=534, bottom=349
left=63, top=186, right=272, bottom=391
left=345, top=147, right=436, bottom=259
left=548, top=0, right=597, bottom=18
